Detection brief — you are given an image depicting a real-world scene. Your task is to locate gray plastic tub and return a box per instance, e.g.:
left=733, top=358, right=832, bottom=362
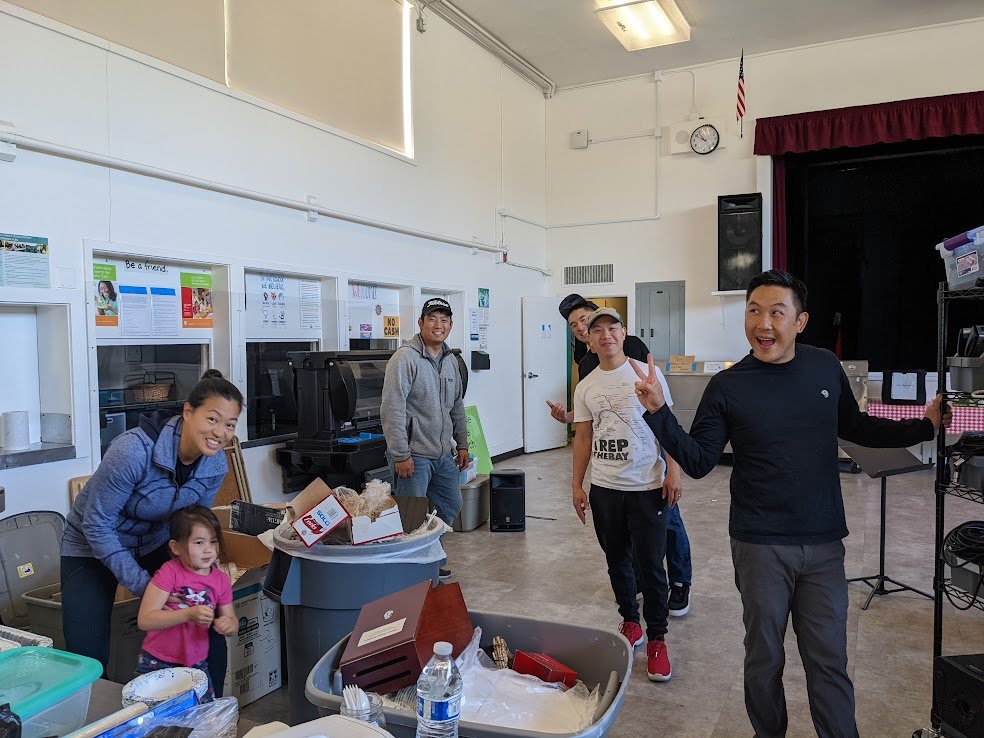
left=305, top=610, right=632, bottom=738
left=264, top=522, right=444, bottom=724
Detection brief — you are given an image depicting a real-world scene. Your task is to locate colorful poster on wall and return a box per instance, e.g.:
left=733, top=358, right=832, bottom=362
left=181, top=272, right=214, bottom=328
left=93, top=263, right=119, bottom=327
left=259, top=273, right=288, bottom=329
left=360, top=323, right=373, bottom=338
left=478, top=287, right=490, bottom=308
left=464, top=405, right=492, bottom=475
left=383, top=315, right=400, bottom=338
left=0, top=233, right=49, bottom=288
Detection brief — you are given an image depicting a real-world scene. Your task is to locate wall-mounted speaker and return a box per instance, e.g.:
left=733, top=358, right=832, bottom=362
left=718, top=193, right=763, bottom=292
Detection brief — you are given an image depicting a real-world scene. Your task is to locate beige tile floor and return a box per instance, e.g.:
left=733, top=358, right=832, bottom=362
left=243, top=447, right=984, bottom=736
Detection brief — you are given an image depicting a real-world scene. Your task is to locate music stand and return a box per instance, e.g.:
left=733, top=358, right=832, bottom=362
left=841, top=444, right=933, bottom=610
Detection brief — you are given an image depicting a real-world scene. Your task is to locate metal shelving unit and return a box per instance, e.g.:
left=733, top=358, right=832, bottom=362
left=917, top=284, right=984, bottom=738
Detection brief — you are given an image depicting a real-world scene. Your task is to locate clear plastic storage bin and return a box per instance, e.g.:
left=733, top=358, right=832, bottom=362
left=937, top=229, right=984, bottom=291
left=0, top=646, right=102, bottom=738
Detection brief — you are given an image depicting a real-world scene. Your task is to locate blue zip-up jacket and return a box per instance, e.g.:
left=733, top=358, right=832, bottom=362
left=61, top=411, right=228, bottom=595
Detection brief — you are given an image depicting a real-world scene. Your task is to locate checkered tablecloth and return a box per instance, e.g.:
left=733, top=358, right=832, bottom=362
left=867, top=402, right=984, bottom=433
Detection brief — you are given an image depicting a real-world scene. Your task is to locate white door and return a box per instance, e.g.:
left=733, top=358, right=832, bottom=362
left=522, top=297, right=568, bottom=453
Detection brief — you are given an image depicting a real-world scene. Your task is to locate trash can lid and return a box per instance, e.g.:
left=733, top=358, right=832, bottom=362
left=0, top=511, right=65, bottom=627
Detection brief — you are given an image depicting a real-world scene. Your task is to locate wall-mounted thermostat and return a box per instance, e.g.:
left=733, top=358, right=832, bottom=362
left=570, top=130, right=589, bottom=149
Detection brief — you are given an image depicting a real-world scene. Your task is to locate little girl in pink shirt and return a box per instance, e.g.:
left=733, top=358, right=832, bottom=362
left=136, top=505, right=237, bottom=701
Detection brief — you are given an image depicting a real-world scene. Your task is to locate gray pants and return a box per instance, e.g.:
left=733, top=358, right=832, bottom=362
left=730, top=539, right=858, bottom=738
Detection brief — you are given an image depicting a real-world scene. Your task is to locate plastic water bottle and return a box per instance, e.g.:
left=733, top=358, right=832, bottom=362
left=415, top=641, right=463, bottom=738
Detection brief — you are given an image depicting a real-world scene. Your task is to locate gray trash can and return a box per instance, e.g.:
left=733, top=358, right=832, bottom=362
left=305, top=610, right=633, bottom=738
left=264, top=519, right=445, bottom=724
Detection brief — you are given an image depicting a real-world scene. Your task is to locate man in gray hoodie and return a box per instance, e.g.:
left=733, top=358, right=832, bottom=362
left=381, top=297, right=470, bottom=578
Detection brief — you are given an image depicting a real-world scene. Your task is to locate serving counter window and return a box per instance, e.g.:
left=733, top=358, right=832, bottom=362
left=245, top=340, right=316, bottom=441
left=96, top=344, right=207, bottom=455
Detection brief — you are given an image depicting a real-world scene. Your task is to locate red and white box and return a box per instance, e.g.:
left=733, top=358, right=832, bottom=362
left=291, top=492, right=349, bottom=547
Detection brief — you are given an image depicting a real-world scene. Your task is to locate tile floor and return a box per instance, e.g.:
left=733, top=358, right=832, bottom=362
left=243, top=446, right=984, bottom=737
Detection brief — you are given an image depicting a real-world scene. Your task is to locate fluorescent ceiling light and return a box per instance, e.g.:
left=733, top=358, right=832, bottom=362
left=595, top=0, right=691, bottom=51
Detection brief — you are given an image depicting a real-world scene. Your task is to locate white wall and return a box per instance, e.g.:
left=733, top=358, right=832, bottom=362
left=0, top=3, right=547, bottom=517
left=545, top=18, right=984, bottom=360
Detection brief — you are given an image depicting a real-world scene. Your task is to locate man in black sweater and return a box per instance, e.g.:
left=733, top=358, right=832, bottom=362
left=629, top=271, right=948, bottom=738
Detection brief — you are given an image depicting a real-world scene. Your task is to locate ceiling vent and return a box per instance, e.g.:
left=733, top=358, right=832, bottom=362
left=564, top=263, right=615, bottom=286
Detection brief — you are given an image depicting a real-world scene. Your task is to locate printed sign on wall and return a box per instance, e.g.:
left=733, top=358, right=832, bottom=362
left=383, top=315, right=400, bottom=338
left=181, top=272, right=214, bottom=328
left=93, top=263, right=119, bottom=327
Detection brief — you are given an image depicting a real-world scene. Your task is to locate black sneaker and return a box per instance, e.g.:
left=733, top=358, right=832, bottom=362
left=439, top=567, right=453, bottom=580
left=668, top=583, right=690, bottom=616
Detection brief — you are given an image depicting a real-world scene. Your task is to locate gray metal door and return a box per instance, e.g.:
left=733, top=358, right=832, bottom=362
left=635, top=281, right=684, bottom=360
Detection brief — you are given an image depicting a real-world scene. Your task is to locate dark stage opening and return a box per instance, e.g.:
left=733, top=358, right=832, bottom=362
left=784, top=135, right=984, bottom=371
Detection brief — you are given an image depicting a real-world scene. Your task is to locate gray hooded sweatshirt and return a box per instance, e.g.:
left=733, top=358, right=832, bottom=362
left=381, top=333, right=468, bottom=462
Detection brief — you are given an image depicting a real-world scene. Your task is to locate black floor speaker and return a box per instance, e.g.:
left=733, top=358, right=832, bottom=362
left=718, top=193, right=763, bottom=292
left=490, top=469, right=525, bottom=532
left=936, top=653, right=984, bottom=738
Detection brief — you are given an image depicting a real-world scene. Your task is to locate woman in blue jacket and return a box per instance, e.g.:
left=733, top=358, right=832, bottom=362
left=61, top=370, right=242, bottom=690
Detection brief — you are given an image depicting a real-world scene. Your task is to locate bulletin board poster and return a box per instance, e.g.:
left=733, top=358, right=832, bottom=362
left=0, top=233, right=49, bottom=288
left=92, top=255, right=211, bottom=339
left=181, top=272, right=213, bottom=328
left=93, top=263, right=119, bottom=327
left=244, top=272, right=322, bottom=338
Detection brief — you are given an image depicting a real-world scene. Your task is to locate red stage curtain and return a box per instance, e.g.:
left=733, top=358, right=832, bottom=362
left=754, top=91, right=984, bottom=156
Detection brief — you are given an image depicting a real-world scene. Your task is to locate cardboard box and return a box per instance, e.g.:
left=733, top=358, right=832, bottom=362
left=213, top=501, right=288, bottom=535
left=291, top=492, right=349, bottom=546
left=340, top=581, right=473, bottom=694
left=287, top=477, right=405, bottom=546
left=220, top=527, right=282, bottom=706
left=513, top=651, right=578, bottom=688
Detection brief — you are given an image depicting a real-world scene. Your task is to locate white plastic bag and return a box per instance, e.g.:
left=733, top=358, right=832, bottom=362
left=453, top=628, right=601, bottom=733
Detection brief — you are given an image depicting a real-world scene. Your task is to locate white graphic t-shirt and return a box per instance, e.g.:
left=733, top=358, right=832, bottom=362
left=573, top=359, right=673, bottom=491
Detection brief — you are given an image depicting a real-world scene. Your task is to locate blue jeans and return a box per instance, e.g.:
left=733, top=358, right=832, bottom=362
left=665, top=505, right=692, bottom=586
left=389, top=453, right=462, bottom=525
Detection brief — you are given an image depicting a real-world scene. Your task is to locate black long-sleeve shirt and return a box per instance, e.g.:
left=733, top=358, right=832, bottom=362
left=643, top=344, right=935, bottom=545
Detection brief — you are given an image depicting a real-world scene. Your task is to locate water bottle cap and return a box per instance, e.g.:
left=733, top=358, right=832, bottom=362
left=433, top=641, right=452, bottom=656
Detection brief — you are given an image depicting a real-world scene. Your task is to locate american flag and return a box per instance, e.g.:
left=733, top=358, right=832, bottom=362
left=736, top=49, right=746, bottom=138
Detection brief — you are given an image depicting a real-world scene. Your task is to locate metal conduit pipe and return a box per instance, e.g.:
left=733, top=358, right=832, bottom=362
left=428, top=1, right=556, bottom=98
left=0, top=131, right=507, bottom=255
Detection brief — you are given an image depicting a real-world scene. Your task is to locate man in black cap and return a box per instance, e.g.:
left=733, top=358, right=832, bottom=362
left=381, top=297, right=470, bottom=579
left=549, top=293, right=694, bottom=616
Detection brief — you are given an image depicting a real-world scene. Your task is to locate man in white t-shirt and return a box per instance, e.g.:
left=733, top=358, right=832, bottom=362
left=572, top=307, right=679, bottom=683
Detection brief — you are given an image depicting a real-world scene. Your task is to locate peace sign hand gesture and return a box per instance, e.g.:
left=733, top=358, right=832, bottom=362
left=628, top=354, right=667, bottom=414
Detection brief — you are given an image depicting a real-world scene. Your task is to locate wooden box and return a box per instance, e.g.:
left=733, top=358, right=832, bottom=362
left=339, top=581, right=473, bottom=694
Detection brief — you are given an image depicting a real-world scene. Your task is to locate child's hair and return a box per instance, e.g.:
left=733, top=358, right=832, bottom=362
left=169, top=504, right=226, bottom=561
left=186, top=369, right=243, bottom=412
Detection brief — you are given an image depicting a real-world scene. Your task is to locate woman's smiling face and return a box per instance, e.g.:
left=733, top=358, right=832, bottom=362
left=179, top=396, right=240, bottom=464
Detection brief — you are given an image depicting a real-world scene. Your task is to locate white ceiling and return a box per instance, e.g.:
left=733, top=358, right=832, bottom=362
left=444, top=0, right=984, bottom=89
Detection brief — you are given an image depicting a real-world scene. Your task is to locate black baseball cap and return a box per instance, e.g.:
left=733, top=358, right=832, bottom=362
left=420, top=297, right=452, bottom=318
left=559, top=293, right=590, bottom=320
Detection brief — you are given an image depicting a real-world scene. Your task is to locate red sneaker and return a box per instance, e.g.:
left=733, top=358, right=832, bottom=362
left=618, top=621, right=644, bottom=648
left=647, top=639, right=671, bottom=682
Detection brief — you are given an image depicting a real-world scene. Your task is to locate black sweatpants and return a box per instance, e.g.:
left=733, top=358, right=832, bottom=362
left=589, top=484, right=669, bottom=640
left=62, top=545, right=228, bottom=696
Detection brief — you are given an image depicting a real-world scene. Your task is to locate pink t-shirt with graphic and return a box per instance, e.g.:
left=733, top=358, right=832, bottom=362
left=141, top=559, right=233, bottom=666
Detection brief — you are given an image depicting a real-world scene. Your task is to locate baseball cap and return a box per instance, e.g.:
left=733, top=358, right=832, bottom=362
left=558, top=293, right=590, bottom=320
left=420, top=297, right=452, bottom=318
left=587, top=307, right=623, bottom=330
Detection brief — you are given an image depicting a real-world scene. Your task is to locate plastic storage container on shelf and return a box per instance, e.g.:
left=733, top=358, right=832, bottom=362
left=263, top=515, right=446, bottom=725
left=947, top=356, right=984, bottom=393
left=306, top=611, right=633, bottom=738
left=937, top=228, right=984, bottom=291
left=0, top=646, right=102, bottom=738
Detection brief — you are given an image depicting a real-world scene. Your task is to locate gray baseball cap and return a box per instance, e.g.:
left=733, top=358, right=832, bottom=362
left=587, top=307, right=623, bottom=329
